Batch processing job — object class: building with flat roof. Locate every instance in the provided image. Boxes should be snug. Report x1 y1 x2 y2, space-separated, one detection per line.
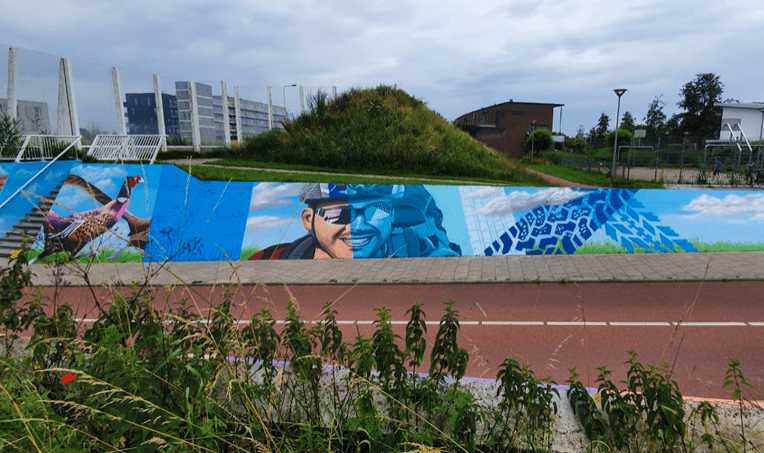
176 81 217 145
0 98 51 134
455 100 563 158
124 92 180 138
717 102 764 142
212 95 286 143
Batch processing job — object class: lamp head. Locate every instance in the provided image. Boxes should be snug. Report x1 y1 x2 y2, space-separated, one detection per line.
614 88 627 97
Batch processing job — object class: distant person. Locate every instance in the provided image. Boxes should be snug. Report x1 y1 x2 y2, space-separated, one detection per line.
713 157 722 182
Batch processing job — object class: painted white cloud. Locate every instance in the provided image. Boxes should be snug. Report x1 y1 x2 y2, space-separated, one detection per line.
462 187 501 200
246 215 296 233
249 182 302 211
477 188 584 217
681 194 764 220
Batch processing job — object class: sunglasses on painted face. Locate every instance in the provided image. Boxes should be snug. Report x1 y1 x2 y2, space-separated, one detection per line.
315 203 393 225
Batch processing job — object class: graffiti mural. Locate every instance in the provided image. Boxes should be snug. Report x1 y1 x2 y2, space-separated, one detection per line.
243 183 465 260
0 163 760 263
30 164 161 263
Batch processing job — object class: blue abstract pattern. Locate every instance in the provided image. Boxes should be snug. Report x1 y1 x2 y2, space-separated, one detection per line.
483 189 698 256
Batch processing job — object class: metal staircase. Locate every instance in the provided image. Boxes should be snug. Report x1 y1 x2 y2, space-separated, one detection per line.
0 186 61 258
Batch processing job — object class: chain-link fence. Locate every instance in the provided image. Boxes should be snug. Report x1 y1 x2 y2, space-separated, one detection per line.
562 138 764 184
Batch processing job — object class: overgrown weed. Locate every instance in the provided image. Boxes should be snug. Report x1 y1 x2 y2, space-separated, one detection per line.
0 249 762 452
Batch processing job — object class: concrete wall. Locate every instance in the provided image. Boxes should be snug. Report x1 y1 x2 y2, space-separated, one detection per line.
0 163 762 263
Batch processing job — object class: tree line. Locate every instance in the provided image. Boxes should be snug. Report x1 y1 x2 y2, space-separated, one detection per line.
581 73 735 148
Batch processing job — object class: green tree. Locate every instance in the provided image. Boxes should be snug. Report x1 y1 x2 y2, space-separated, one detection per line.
0 115 23 158
676 73 724 137
565 136 587 153
576 125 586 139
605 128 634 148
644 96 667 141
525 128 554 152
591 113 610 146
620 111 636 132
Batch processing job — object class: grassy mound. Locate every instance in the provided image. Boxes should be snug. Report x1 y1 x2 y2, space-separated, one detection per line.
240 85 547 185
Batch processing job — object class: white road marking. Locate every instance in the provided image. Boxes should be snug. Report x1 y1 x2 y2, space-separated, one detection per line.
72 318 763 327
482 321 544 326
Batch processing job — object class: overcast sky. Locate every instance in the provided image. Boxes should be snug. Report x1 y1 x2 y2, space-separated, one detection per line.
1 0 763 136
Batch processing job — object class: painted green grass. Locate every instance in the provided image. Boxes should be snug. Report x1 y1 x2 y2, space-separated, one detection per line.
572 239 764 255
239 246 260 261
27 248 144 264
689 239 764 252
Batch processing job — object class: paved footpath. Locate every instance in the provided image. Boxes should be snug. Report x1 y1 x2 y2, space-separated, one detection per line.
21 251 764 287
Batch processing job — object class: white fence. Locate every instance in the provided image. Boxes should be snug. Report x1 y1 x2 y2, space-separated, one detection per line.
8 135 82 162
87 134 165 163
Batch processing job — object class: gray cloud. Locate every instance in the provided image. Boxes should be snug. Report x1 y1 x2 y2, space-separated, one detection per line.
1 0 762 136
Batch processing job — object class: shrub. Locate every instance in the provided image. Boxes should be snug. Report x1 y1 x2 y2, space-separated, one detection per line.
525 128 554 152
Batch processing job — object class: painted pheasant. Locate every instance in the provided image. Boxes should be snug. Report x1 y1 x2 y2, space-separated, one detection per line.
34 175 145 262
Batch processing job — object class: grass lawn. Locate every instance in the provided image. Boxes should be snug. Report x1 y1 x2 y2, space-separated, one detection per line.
177 161 548 186
527 164 665 189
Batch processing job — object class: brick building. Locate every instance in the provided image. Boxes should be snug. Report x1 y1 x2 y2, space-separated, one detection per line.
455 100 563 158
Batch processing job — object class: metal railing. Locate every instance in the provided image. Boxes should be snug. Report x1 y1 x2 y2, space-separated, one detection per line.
87 134 166 164
3 135 82 162
0 137 82 212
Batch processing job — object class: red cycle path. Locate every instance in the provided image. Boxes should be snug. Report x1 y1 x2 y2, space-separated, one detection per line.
31 280 764 400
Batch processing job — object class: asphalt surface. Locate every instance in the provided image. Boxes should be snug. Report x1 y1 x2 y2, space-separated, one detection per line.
15 251 764 400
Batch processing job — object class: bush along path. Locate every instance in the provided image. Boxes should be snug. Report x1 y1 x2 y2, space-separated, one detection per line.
0 251 762 452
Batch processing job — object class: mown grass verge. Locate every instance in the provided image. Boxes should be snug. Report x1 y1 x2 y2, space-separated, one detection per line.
178 162 523 186
526 164 666 189
195 158 536 186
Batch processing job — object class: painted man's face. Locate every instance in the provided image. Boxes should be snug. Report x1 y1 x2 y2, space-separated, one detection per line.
302 199 394 259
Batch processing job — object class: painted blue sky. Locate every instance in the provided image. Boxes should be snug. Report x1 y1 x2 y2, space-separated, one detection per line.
242 182 307 250
635 189 764 244
41 163 162 253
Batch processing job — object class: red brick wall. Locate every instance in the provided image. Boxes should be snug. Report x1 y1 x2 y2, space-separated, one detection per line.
457 102 559 158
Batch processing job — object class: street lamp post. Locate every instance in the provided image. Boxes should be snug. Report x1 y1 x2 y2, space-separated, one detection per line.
283 84 297 121
611 89 627 180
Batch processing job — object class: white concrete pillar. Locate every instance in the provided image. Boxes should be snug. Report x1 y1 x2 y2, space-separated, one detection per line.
299 86 305 114
111 67 126 135
267 86 273 131
6 47 17 120
221 81 231 147
189 82 201 152
332 86 337 100
234 86 242 142
153 74 167 151
57 58 80 147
